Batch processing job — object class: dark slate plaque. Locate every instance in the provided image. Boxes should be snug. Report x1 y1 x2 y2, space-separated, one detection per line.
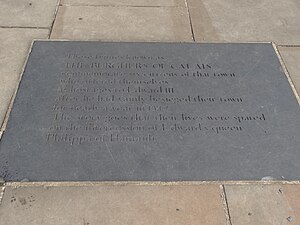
0 41 299 181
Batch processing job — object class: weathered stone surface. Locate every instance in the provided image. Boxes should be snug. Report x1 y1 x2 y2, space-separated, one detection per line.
281 185 300 222
0 42 300 181
0 0 58 27
50 6 192 41
0 184 227 225
225 184 300 225
61 0 185 6
188 0 300 45
0 28 49 131
278 46 300 96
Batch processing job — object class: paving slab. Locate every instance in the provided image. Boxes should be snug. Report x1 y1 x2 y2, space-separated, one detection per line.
188 0 300 44
0 184 227 225
61 0 185 6
0 0 58 28
225 184 300 225
278 46 300 96
1 41 300 181
0 28 49 131
50 6 192 41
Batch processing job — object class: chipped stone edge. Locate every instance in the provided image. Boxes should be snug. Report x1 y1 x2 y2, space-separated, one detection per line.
4 180 300 188
0 41 35 136
272 42 300 105
0 185 5 207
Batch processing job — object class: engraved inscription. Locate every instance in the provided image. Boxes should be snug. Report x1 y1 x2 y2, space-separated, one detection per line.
46 53 267 145
2 42 300 182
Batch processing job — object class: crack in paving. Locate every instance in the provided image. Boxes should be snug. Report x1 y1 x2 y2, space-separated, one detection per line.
184 0 195 42
49 0 61 38
220 184 233 225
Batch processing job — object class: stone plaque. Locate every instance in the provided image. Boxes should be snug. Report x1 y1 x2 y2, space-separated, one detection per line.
0 41 299 181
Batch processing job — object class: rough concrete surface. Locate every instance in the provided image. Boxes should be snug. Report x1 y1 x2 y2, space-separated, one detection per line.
0 28 49 132
278 46 300 96
225 184 300 225
0 0 59 27
50 6 193 41
0 184 227 225
188 0 300 45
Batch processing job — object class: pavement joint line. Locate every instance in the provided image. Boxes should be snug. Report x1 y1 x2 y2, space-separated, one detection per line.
49 0 61 38
31 39 275 44
220 185 232 225
272 42 300 105
277 44 300 47
4 181 300 188
44 38 194 43
184 0 195 42
0 40 35 134
0 26 49 29
58 4 186 8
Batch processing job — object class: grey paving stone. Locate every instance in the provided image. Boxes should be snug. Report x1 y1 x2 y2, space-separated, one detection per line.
0 28 49 132
61 0 185 6
188 0 300 45
278 46 300 96
0 0 59 27
0 184 227 225
50 6 193 41
0 41 299 181
225 184 300 225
